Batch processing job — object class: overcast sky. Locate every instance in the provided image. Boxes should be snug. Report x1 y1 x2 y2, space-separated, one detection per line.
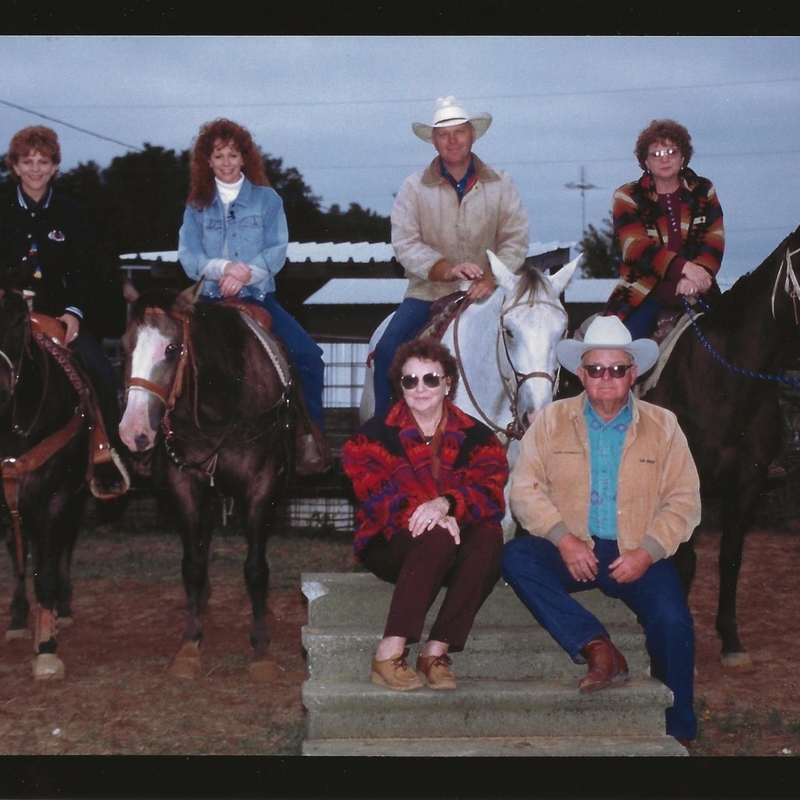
1 34 798 285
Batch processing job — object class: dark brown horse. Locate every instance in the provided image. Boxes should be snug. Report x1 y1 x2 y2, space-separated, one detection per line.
119 281 296 680
644 224 800 670
0 286 92 680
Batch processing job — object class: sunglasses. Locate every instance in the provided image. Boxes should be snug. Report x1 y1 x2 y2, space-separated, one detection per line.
582 364 634 379
400 372 444 390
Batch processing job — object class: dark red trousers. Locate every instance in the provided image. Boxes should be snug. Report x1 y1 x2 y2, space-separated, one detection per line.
359 523 503 652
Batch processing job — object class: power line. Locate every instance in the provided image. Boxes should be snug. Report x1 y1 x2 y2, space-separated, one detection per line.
20 76 800 110
0 98 144 153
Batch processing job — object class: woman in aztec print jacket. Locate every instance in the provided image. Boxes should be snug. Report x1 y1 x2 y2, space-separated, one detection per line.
603 119 724 340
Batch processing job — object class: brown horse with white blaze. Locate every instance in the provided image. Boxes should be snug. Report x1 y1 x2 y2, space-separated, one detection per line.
119 281 295 680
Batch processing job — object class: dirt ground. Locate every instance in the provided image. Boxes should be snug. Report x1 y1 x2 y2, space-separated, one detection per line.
0 501 799 766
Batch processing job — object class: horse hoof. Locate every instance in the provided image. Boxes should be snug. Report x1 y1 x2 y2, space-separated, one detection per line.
5 627 31 642
721 651 756 673
32 653 65 681
249 659 280 682
169 641 201 679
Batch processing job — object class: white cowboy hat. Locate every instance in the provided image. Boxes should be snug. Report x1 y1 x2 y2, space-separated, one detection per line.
412 95 493 143
556 315 659 376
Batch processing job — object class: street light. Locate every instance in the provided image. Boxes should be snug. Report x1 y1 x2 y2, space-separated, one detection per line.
565 166 598 236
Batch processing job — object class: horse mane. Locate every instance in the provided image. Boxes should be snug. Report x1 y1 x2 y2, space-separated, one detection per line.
704 224 800 328
510 263 549 305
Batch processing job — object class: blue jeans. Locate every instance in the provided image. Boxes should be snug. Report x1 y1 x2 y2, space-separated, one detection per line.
217 294 325 429
373 298 433 418
621 294 664 340
502 535 697 740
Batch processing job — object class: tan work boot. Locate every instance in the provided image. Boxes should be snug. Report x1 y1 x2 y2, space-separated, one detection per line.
370 647 424 691
416 653 457 690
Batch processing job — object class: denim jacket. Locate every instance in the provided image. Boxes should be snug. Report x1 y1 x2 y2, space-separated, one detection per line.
178 176 288 301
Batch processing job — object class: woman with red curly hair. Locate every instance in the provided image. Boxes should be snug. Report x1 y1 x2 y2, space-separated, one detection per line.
178 119 329 471
603 119 724 340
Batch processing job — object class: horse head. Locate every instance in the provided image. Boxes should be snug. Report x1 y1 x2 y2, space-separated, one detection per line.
488 250 580 432
119 280 204 452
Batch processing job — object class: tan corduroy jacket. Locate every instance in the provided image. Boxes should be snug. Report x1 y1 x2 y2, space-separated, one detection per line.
390 155 529 301
509 392 701 563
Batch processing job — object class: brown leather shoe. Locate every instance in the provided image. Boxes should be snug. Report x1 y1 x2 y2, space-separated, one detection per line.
578 636 629 694
371 648 424 691
416 653 457 690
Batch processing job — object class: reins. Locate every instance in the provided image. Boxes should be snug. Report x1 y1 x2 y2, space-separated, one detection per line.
681 243 800 391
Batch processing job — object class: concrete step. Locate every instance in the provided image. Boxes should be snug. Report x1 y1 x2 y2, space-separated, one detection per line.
302 624 650 682
302 677 672 740
302 734 688 757
302 572 638 628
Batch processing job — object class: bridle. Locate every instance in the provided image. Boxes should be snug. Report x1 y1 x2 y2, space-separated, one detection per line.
452 293 568 442
125 307 195 416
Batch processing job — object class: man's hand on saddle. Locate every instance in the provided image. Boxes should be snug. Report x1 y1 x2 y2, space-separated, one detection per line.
557 533 598 583
220 261 252 297
408 496 461 544
57 313 80 345
678 262 712 295
445 261 495 300
608 548 653 584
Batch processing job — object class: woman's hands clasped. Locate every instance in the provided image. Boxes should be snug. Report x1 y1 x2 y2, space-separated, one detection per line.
409 496 460 544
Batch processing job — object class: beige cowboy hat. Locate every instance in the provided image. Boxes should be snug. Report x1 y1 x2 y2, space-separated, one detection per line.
556 315 659 376
412 95 493 142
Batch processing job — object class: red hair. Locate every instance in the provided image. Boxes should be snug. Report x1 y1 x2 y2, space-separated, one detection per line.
6 126 61 176
186 119 270 209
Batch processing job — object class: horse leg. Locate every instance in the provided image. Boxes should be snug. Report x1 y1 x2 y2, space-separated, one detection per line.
169 474 214 679
55 494 84 627
673 538 698 599
243 470 280 682
716 490 757 673
29 526 66 681
4 526 31 640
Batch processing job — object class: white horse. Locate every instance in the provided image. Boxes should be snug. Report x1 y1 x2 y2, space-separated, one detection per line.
360 249 580 537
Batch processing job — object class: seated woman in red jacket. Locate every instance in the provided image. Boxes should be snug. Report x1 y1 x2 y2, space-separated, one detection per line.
342 337 509 691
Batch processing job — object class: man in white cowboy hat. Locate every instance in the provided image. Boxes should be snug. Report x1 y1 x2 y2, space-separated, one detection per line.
371 95 529 417
501 315 701 748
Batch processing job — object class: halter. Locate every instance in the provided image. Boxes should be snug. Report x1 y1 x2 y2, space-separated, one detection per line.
771 243 800 324
453 292 568 442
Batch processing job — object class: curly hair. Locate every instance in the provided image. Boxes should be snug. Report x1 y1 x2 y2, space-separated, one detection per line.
6 126 61 175
186 118 270 209
634 119 693 171
388 337 459 399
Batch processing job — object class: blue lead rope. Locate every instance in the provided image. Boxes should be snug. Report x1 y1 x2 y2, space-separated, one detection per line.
681 296 800 391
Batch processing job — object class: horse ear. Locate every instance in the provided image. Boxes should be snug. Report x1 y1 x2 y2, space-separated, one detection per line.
122 277 140 305
548 254 581 296
174 278 206 313
487 250 517 292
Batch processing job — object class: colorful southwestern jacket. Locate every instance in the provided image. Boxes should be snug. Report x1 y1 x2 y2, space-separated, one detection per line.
342 399 509 562
603 167 724 321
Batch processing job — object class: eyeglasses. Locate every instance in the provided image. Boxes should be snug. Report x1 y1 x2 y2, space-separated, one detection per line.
400 372 444 390
582 364 634 379
648 147 680 159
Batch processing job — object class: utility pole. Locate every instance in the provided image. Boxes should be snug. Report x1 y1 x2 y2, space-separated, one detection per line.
565 166 598 236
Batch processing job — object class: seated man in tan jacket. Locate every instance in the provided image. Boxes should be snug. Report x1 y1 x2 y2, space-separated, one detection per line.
502 315 701 748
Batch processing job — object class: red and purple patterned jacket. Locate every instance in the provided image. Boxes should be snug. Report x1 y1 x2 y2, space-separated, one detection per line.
603 167 724 321
342 399 509 562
